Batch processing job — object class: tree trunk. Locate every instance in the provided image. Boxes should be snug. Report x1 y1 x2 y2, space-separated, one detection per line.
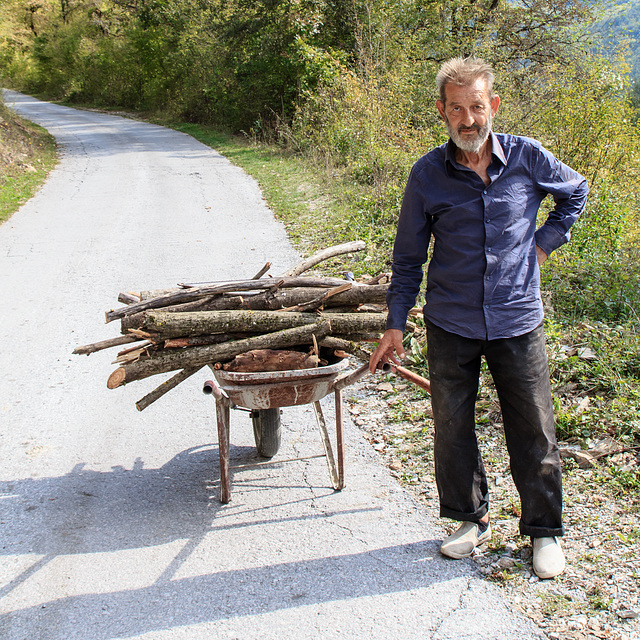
123 309 386 340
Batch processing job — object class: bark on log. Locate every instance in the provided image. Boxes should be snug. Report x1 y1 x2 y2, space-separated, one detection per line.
135 366 203 411
163 333 243 349
153 283 388 315
282 282 352 312
73 334 142 355
107 320 331 388
106 276 350 323
279 240 366 277
123 309 386 339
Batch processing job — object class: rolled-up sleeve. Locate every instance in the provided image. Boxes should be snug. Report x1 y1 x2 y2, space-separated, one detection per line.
532 145 588 256
386 167 431 331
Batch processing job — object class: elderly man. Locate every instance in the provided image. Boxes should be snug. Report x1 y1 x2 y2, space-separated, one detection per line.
370 57 588 579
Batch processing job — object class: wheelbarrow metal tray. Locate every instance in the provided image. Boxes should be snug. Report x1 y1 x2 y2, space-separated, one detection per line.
213 358 349 410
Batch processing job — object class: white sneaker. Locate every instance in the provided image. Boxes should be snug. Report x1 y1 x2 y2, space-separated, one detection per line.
440 521 491 559
532 537 565 579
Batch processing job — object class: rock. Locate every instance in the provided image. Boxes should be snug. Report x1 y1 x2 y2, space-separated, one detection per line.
376 382 393 392
617 609 639 619
559 448 597 468
389 460 403 471
578 347 597 361
575 395 590 414
567 614 587 630
497 557 517 569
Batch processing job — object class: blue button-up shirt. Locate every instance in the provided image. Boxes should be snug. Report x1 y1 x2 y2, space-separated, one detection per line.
386 132 588 340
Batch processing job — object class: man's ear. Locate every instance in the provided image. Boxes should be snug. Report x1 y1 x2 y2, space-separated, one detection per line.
436 99 446 120
491 95 501 117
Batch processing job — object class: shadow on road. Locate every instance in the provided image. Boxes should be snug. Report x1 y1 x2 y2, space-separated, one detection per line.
0 444 450 639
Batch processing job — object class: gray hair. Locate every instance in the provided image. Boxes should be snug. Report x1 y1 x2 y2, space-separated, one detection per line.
436 57 495 103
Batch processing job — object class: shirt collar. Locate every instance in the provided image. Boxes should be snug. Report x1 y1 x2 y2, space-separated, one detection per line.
444 131 507 172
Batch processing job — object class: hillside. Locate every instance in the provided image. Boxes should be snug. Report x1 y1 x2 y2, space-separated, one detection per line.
595 0 640 77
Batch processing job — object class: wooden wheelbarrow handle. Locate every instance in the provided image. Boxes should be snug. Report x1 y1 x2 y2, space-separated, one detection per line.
382 363 431 394
333 361 431 394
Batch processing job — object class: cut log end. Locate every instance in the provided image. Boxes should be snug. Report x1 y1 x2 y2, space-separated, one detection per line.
107 368 127 389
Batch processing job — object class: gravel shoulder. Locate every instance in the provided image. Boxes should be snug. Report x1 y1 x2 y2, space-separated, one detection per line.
347 372 640 640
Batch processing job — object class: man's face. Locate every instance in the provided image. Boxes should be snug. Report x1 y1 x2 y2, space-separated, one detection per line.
436 78 500 153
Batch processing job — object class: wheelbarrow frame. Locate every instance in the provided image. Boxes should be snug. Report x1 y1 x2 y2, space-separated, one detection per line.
204 360 371 503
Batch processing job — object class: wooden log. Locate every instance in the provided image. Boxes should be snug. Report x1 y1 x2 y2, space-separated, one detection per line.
73 334 142 355
106 276 350 323
281 282 352 312
222 349 320 372
107 320 331 388
135 366 203 411
320 336 373 362
279 241 366 277
153 283 388 315
163 333 242 349
123 309 387 340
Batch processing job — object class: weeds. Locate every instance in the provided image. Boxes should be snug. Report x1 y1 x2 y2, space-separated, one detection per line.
0 97 57 223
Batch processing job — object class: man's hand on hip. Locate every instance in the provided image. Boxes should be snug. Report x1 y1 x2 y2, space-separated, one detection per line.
369 329 405 374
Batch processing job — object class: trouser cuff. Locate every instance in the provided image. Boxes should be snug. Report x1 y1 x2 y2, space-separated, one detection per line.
440 503 489 523
520 523 565 538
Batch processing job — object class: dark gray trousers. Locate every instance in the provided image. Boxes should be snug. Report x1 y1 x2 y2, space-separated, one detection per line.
426 320 564 538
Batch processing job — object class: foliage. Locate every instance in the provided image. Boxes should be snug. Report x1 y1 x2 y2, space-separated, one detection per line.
0 94 57 223
1 0 640 324
593 0 640 78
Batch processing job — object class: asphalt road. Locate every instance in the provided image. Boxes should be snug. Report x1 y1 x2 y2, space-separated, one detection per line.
0 90 543 640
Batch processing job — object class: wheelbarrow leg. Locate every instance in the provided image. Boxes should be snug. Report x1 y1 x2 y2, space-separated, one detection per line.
334 388 345 490
313 392 345 491
215 398 231 503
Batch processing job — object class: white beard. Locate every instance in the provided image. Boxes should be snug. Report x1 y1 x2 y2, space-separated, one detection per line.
446 112 492 153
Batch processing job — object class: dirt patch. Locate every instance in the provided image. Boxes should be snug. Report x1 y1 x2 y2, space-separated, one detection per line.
346 375 640 640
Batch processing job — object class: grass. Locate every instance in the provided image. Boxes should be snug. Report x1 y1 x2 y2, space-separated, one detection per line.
167 122 392 276
0 99 57 224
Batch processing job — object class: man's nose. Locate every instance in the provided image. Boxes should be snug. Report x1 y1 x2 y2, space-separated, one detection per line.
460 109 475 126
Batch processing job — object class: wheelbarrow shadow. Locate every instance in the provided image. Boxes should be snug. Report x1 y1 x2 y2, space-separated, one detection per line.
0 443 286 561
0 441 382 598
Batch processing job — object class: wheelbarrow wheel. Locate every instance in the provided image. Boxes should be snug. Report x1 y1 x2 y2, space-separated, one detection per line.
251 408 281 458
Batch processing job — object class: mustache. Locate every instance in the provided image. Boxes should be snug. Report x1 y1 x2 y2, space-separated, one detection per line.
458 124 482 133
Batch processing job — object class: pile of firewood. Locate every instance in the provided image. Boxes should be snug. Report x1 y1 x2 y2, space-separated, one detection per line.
74 241 389 410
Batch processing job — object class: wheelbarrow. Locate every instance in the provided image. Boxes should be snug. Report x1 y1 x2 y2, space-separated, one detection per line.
203 356 430 503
